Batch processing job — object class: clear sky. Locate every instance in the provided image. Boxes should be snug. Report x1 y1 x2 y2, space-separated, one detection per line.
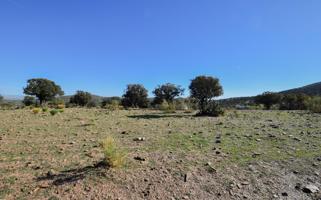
1 0 321 98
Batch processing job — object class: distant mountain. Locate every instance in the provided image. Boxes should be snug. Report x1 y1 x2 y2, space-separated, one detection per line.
3 95 23 100
280 82 321 96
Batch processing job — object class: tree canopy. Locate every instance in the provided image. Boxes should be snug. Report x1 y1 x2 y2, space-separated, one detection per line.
189 76 223 114
23 78 64 104
70 91 92 106
153 83 184 105
121 84 149 108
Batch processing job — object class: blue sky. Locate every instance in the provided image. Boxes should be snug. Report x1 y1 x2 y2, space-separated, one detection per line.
1 0 321 98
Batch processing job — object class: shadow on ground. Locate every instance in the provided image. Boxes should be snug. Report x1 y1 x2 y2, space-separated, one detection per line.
127 114 192 119
36 161 109 186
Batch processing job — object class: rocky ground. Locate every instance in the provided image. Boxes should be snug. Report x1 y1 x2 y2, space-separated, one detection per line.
0 109 321 200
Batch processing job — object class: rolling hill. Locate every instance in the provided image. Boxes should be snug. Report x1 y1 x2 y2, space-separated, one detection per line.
280 82 321 96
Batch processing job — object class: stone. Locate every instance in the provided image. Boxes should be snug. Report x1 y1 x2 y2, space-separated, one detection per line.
134 137 145 142
47 169 57 177
281 192 288 197
134 156 146 161
302 184 319 194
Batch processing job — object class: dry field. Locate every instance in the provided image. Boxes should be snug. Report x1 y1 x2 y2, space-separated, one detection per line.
1 109 321 200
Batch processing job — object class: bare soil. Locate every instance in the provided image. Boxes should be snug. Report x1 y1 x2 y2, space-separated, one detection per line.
1 109 321 200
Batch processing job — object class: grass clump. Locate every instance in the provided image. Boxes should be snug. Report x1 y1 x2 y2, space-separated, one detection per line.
158 100 176 113
100 136 126 168
50 109 59 116
308 97 321 113
42 107 48 112
32 107 41 114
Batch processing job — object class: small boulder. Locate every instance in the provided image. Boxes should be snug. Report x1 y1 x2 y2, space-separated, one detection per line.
302 184 319 194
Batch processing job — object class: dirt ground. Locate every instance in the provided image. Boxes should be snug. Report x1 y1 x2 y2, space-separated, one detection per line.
1 109 321 200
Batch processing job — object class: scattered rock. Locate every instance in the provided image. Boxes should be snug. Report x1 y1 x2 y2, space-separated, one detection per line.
47 169 57 177
39 182 50 189
302 184 319 194
241 181 250 186
252 152 262 158
134 137 145 142
134 156 146 161
281 192 288 197
184 173 190 182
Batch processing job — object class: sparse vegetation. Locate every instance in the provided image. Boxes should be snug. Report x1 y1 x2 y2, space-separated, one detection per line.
32 107 41 114
100 136 126 168
50 109 59 116
307 97 321 113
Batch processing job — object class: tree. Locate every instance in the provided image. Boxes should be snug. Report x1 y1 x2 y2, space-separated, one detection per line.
23 78 64 104
0 94 3 102
279 93 310 110
69 91 92 106
152 83 184 105
255 92 281 110
189 76 223 115
22 96 36 106
101 97 121 107
121 84 149 108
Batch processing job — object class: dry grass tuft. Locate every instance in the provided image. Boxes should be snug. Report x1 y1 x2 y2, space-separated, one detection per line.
100 136 126 168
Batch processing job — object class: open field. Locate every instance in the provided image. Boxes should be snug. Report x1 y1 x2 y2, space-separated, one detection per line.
1 109 321 200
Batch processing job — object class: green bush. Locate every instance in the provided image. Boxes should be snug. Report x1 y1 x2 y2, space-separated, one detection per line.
42 107 48 112
308 97 321 113
196 101 224 117
157 100 176 113
23 96 36 106
50 109 59 116
104 100 122 110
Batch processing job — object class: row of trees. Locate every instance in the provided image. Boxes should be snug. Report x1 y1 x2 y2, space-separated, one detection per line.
255 92 312 110
21 76 225 116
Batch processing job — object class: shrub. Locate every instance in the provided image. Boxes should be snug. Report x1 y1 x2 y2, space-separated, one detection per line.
196 101 224 117
255 92 281 110
174 99 189 111
308 97 321 113
157 100 176 113
50 109 59 116
101 97 121 108
23 96 36 106
42 107 48 112
32 108 41 114
86 100 98 108
279 93 310 110
104 100 122 110
48 98 65 108
100 137 126 168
